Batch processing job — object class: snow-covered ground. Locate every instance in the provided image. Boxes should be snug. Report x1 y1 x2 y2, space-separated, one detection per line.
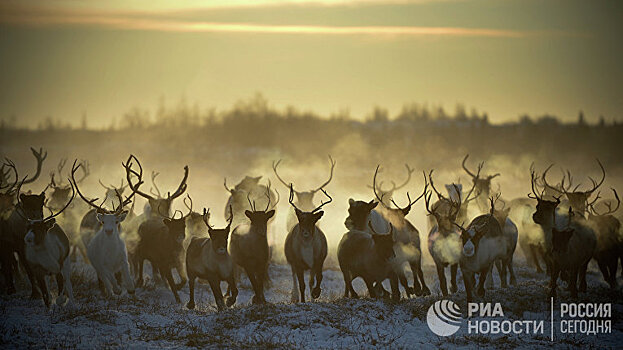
1 258 622 349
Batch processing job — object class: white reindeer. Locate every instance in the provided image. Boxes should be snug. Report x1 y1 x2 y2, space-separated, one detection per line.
71 160 142 296
21 175 75 308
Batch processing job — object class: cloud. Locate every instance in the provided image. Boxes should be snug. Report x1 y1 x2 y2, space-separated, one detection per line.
0 11 527 38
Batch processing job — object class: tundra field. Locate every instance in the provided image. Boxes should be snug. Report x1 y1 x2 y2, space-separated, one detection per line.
1 113 623 349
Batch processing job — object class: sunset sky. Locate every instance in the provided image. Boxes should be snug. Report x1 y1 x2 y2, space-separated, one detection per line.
0 0 621 127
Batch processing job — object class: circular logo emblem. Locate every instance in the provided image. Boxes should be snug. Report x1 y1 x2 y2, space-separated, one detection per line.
426 300 462 336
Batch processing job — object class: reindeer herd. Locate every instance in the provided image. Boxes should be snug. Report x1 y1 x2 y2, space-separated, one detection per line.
0 148 621 311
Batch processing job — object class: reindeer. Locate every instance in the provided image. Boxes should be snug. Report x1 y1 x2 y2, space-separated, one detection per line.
542 160 605 217
530 171 596 298
587 189 622 288
224 175 278 230
272 155 335 231
484 195 518 288
462 154 500 213
124 155 189 283
453 199 508 303
284 184 330 302
370 166 430 297
186 207 237 310
71 160 141 297
425 170 479 296
544 162 621 287
22 175 75 308
229 184 279 304
2 172 47 297
337 221 400 301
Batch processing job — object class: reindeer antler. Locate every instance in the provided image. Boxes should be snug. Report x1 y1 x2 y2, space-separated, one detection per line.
589 188 620 216
21 147 47 185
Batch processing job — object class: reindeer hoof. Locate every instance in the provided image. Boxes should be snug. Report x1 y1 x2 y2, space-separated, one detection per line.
135 279 143 288
311 287 321 299
128 289 135 295
450 285 458 294
419 286 431 296
391 293 401 302
291 294 299 303
252 295 265 304
56 295 67 306
510 278 517 286
186 301 195 309
225 296 236 307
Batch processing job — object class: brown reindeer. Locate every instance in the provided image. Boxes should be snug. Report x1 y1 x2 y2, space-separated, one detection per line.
229 184 279 304
273 155 335 231
186 207 237 310
125 155 191 303
284 184 330 302
337 220 400 301
370 166 430 297
462 154 500 213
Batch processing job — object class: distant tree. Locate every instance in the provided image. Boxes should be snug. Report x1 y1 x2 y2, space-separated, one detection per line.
598 115 605 127
577 110 587 126
81 112 88 130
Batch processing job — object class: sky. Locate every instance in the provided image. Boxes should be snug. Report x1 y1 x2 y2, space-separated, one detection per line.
0 0 622 127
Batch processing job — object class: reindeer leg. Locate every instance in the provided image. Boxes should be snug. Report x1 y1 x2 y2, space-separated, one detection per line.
486 263 495 289
36 273 50 308
450 264 458 294
208 277 225 311
162 266 180 303
463 271 473 303
311 264 323 300
225 275 238 307
549 266 559 298
607 255 618 288
569 268 578 299
390 272 400 302
290 267 299 303
135 258 144 288
186 275 196 309
436 263 448 296
578 260 589 293
409 262 422 296
121 260 135 295
508 256 517 286
1 250 16 294
296 269 306 303
497 260 507 288
18 249 40 299
530 245 543 273
416 263 430 296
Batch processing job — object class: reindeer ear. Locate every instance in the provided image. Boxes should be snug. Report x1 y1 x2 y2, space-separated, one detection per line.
117 211 128 222
96 213 105 223
294 208 303 220
244 210 253 219
20 194 27 202
163 218 172 226
313 211 324 221
369 201 379 209
266 210 275 219
348 198 355 206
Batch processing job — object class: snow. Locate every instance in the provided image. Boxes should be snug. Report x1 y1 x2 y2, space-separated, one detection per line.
1 258 622 348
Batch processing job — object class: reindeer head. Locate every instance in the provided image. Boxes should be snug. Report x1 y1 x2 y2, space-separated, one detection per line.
529 168 561 226
161 195 193 245
368 222 396 261
244 182 278 234
123 155 188 218
454 219 488 258
72 159 142 236
289 184 331 240
367 163 414 207
462 155 499 206
97 211 128 236
24 178 75 246
346 199 378 231
426 170 478 232
14 172 46 221
203 207 232 255
272 155 336 212
543 159 605 216
48 158 89 210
